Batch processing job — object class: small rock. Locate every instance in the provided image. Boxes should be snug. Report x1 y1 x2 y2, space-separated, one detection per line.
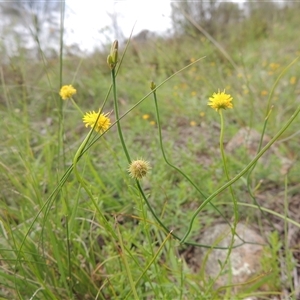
226 127 293 175
226 127 270 157
192 223 265 290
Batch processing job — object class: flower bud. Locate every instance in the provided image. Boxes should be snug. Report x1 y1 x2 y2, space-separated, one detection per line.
107 40 118 70
107 55 114 69
111 40 118 64
150 81 156 91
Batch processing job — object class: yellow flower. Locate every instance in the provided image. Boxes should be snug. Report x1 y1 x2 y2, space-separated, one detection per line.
190 121 197 127
142 114 150 120
261 90 268 96
59 85 76 100
208 90 233 112
290 76 296 85
181 83 187 89
269 63 280 71
128 159 151 180
82 111 111 133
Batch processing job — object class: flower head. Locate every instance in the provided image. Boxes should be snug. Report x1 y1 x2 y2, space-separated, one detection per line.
290 76 296 85
128 159 151 180
59 85 76 100
82 111 111 133
208 90 233 112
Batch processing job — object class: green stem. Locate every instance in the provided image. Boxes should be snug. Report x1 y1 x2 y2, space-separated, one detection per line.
205 111 238 295
219 110 238 223
116 225 139 300
181 103 300 243
70 97 84 115
228 202 300 229
58 1 66 170
246 107 277 234
65 215 72 290
111 68 131 163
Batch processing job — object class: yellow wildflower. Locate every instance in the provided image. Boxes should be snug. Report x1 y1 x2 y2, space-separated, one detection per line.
290 76 296 85
190 121 197 127
208 90 233 112
181 83 187 89
82 111 111 133
269 63 280 71
261 90 268 96
142 114 150 120
128 159 151 180
59 85 76 100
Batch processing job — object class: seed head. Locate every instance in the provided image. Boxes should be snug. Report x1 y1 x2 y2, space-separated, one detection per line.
128 159 151 180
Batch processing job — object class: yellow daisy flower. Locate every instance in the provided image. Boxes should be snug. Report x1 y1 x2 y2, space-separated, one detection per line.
82 111 111 133
59 85 76 100
208 90 233 112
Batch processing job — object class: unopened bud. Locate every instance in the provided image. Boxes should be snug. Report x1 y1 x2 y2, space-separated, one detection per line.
111 40 118 63
107 54 114 69
150 81 156 90
107 40 118 69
